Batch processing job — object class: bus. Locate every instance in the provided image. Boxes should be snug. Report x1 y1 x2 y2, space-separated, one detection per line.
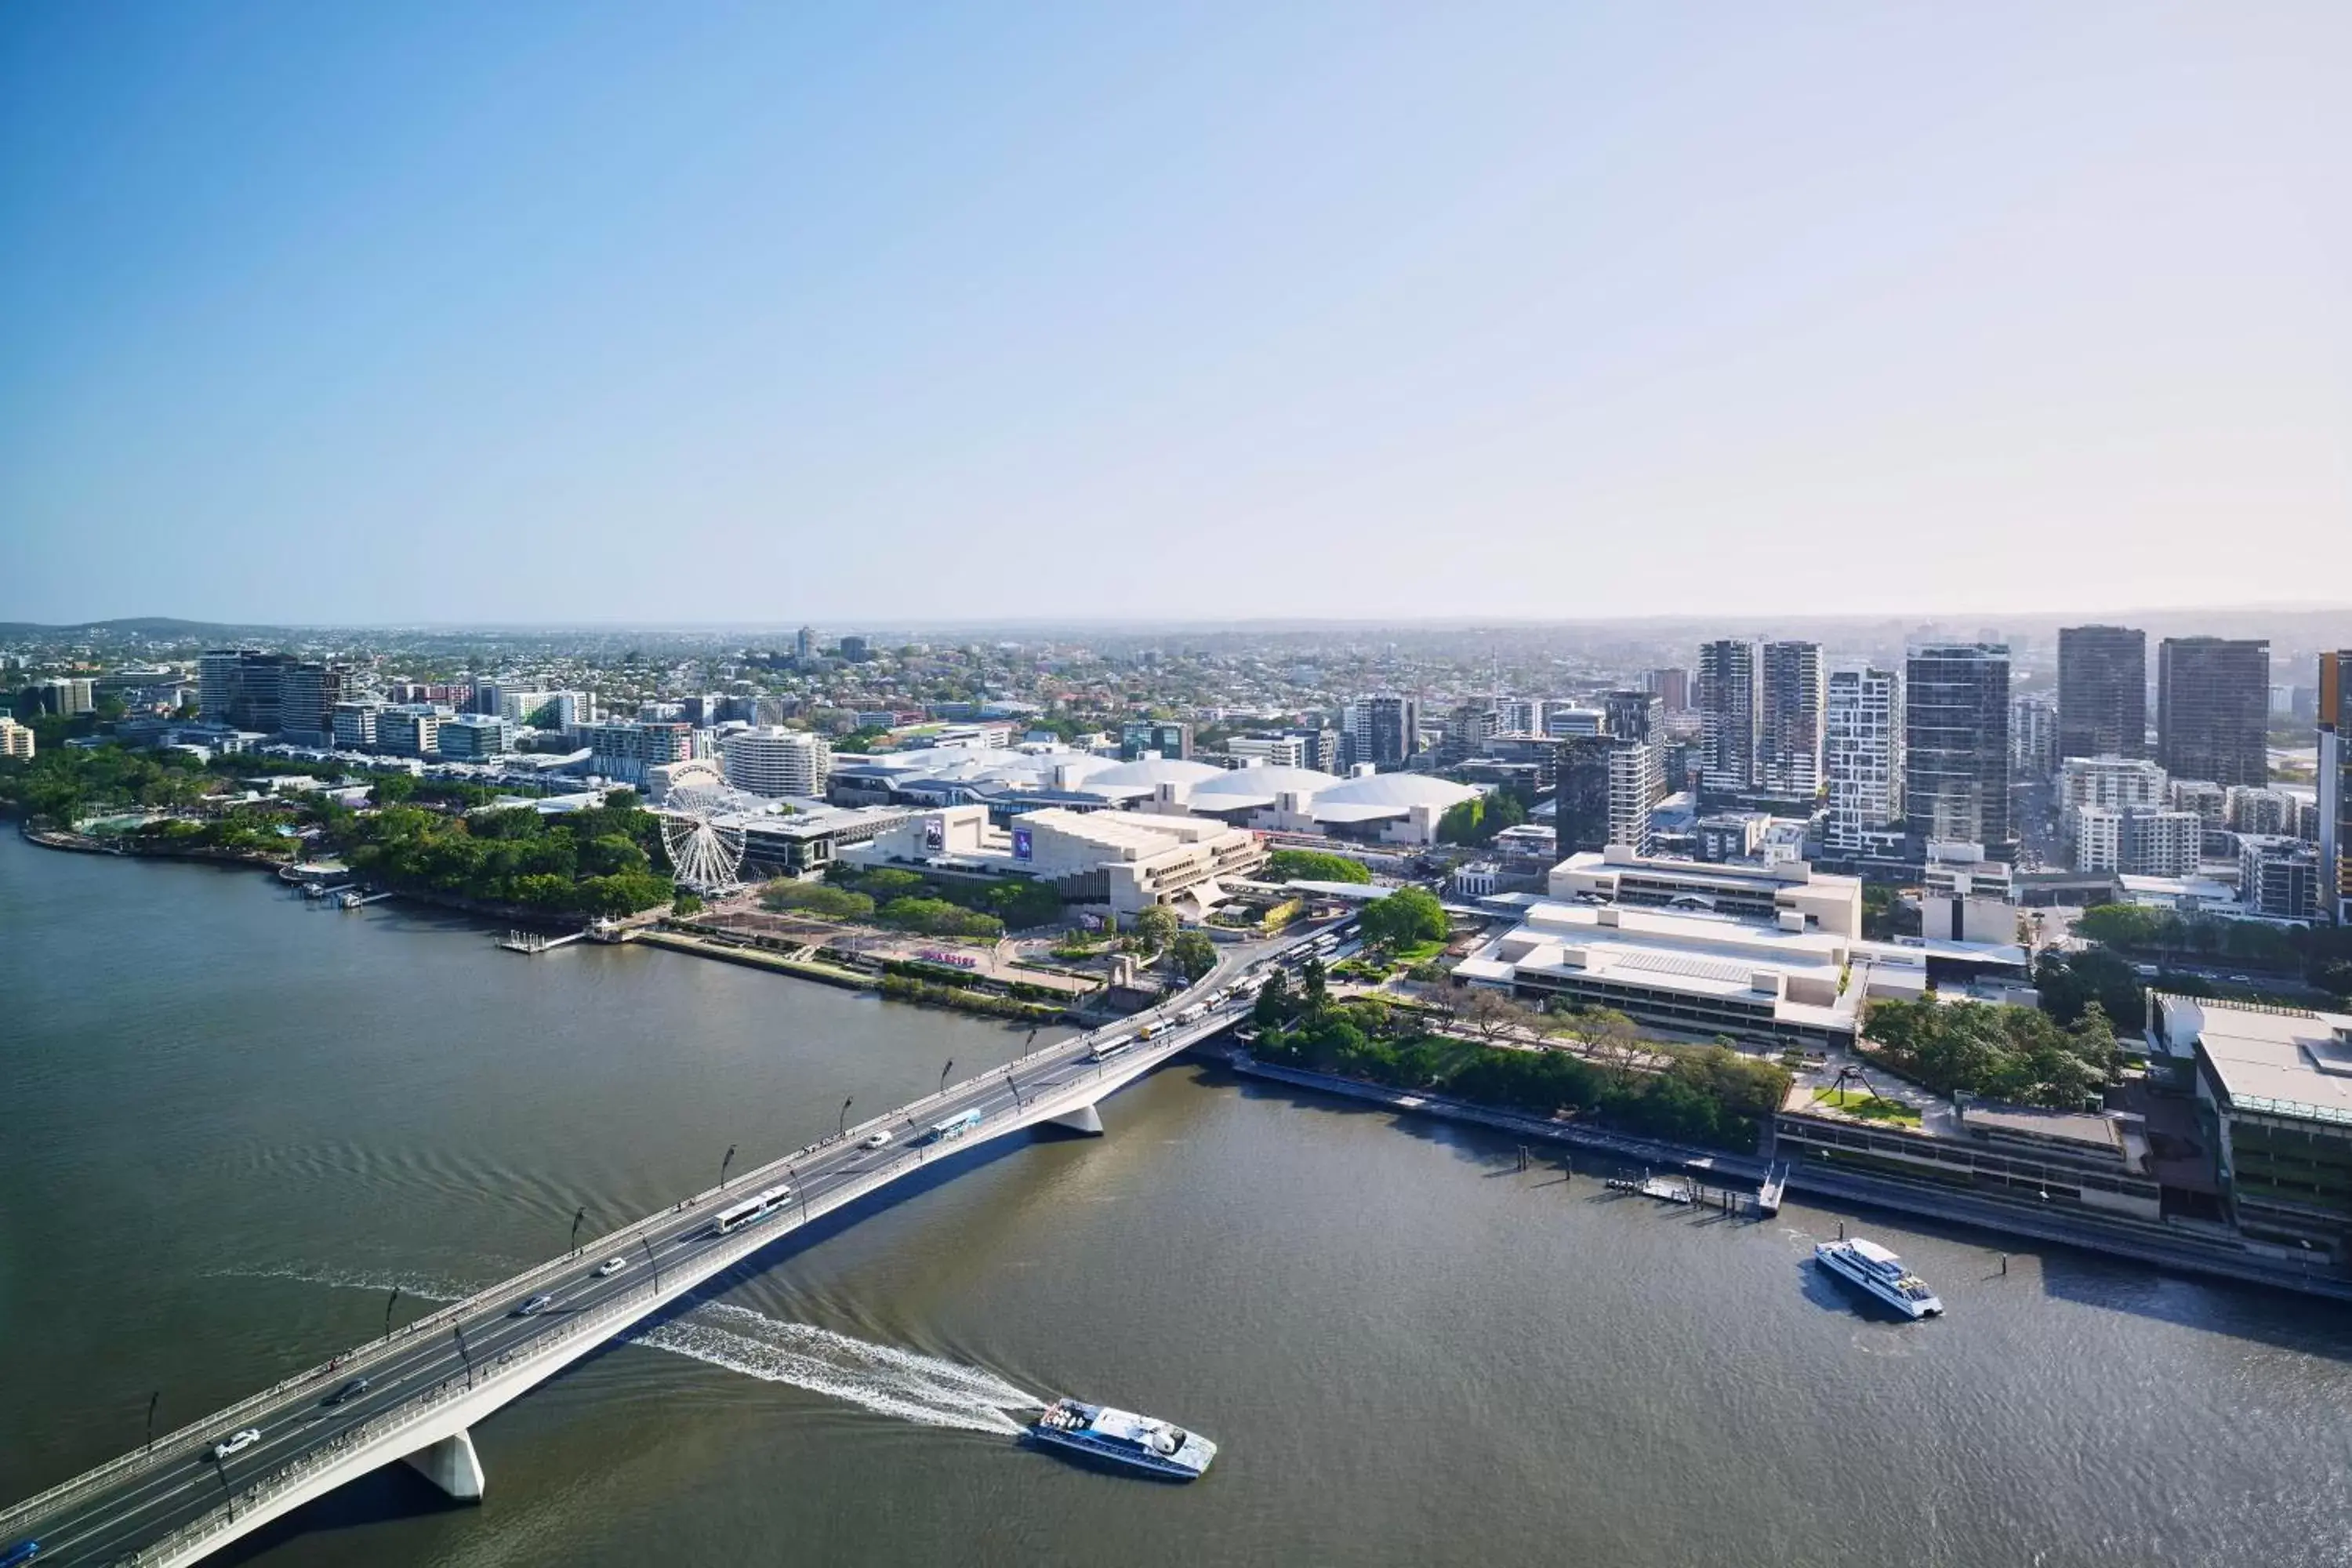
1138 1020 1167 1041
1175 1003 1208 1025
1088 1035 1136 1064
926 1108 985 1144
713 1184 792 1235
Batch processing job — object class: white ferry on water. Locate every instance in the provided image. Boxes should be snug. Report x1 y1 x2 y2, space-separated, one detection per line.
1814 1236 1944 1319
1030 1399 1218 1479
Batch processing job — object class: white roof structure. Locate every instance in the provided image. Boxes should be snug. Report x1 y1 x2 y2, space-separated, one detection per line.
1301 771 1482 823
833 745 1119 792
1185 764 1341 811
1080 756 1228 799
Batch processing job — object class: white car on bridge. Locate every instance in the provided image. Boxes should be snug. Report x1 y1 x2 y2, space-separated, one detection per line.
211 1428 260 1461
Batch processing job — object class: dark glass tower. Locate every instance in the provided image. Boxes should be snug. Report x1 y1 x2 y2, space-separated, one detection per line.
2057 625 2146 760
1904 643 2013 858
1553 736 1613 858
2156 637 2269 786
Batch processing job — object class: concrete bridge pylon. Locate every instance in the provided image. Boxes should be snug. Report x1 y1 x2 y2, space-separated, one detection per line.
401 1429 485 1501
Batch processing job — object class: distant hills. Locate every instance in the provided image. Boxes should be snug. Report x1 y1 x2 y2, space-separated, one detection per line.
0 618 295 641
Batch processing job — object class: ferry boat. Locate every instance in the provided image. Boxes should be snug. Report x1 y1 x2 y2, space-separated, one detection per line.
1029 1398 1218 1480
1814 1236 1944 1319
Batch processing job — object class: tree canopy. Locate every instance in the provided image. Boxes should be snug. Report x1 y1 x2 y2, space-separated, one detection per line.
1263 848 1370 885
1863 997 2119 1109
1251 991 1786 1152
1359 886 1447 951
1169 930 1218 982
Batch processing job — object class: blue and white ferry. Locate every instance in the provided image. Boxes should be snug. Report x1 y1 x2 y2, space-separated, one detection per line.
1814 1236 1944 1319
1030 1399 1218 1479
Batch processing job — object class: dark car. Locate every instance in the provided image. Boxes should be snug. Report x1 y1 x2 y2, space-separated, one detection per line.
323 1377 370 1407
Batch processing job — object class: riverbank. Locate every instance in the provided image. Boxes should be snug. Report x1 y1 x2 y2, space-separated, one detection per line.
632 927 1069 1022
1222 1047 2352 1304
22 823 288 869
1219 1050 1767 1178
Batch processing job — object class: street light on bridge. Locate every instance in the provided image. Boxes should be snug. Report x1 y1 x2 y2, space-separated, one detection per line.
939 1058 954 1095
452 1323 476 1391
720 1145 737 1190
837 1098 854 1138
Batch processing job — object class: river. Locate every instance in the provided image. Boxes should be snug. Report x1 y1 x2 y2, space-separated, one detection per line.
3 831 2348 1567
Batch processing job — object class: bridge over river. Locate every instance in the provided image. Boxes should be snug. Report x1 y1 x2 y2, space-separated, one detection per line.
1 928 1337 1566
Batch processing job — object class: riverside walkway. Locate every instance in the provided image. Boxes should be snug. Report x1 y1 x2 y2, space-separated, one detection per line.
0 935 1306 1567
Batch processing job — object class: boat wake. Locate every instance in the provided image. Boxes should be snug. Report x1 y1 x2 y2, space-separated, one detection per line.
631 1302 1042 1435
200 1263 481 1303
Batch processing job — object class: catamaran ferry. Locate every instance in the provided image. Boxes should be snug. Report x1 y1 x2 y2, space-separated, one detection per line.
1814 1236 1944 1319
1029 1399 1218 1479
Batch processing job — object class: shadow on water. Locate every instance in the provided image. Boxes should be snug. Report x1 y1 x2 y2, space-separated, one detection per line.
1795 1254 1918 1323
1786 1186 2352 1363
212 1462 470 1563
1018 1433 1199 1486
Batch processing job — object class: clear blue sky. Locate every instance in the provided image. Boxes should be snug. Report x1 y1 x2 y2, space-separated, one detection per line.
4 2 2347 626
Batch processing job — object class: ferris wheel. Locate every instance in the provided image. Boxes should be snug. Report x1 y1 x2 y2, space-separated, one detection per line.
655 784 749 895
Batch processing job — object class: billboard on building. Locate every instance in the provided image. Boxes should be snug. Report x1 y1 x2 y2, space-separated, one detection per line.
924 817 945 851
1013 826 1033 862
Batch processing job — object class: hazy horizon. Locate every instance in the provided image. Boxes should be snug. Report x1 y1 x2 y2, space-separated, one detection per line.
6 4 2348 625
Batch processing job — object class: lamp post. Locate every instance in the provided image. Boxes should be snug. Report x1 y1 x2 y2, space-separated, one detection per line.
643 1235 661 1290
214 1457 236 1521
939 1058 954 1096
720 1145 736 1190
837 1098 854 1138
1007 1065 1023 1109
145 1390 159 1454
384 1286 402 1341
452 1323 475 1391
570 1206 587 1255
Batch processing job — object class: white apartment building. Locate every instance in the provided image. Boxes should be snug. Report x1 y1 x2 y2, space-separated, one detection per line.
722 727 832 797
1606 741 1663 856
584 720 695 785
0 716 33 759
2059 753 2168 813
1824 667 1903 855
2010 693 2059 780
2127 809 2204 878
1228 735 1308 768
330 701 380 750
2073 806 2125 874
2072 804 2201 877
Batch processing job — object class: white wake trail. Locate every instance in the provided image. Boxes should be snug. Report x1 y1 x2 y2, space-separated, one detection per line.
201 1263 481 1302
630 1301 1043 1435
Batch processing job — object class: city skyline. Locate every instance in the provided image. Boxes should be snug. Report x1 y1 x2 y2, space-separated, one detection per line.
6 4 2350 626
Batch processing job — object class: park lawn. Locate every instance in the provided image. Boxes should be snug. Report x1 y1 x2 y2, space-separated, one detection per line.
1810 1087 1922 1126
